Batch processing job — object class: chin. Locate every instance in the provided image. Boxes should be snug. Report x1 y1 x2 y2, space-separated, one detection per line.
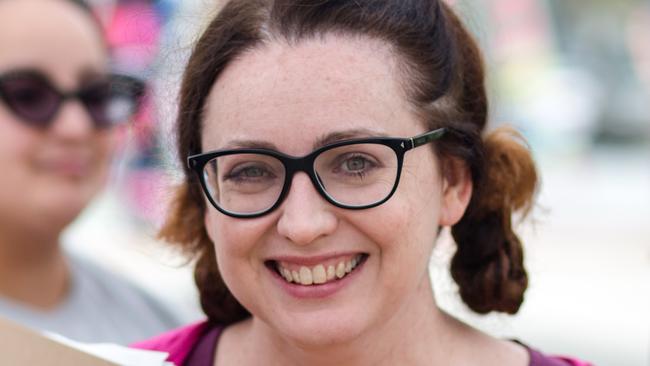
272 306 372 348
41 202 86 229
38 188 96 225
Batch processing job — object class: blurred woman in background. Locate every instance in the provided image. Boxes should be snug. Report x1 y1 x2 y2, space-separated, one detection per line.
0 0 179 344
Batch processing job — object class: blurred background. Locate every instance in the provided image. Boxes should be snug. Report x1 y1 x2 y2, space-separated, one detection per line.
61 1 649 365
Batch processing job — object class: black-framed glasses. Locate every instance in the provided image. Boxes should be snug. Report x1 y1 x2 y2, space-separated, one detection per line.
0 69 145 129
188 128 446 218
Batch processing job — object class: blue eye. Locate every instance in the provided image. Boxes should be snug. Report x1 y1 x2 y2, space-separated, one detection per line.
333 153 379 178
225 163 277 183
238 166 266 178
344 156 369 172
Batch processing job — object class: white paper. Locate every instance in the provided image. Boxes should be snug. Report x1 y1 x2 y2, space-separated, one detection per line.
44 332 174 366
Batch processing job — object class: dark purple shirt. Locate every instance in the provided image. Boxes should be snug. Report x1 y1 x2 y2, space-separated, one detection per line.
183 325 583 366
184 325 222 366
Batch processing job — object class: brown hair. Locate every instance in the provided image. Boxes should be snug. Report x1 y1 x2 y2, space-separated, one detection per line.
161 0 538 324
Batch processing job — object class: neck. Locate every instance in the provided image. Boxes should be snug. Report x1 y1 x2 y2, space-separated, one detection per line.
250 275 464 366
0 225 70 310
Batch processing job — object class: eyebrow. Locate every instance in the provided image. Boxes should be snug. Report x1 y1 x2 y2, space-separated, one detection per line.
222 139 279 150
314 128 388 148
221 127 389 152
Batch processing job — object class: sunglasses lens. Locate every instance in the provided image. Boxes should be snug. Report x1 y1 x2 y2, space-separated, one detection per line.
1 75 60 126
1 71 145 129
81 75 145 128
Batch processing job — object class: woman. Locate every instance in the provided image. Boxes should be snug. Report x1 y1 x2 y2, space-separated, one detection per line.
135 0 591 364
0 0 179 344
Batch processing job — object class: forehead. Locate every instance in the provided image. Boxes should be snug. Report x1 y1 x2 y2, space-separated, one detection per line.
202 35 422 154
0 0 106 85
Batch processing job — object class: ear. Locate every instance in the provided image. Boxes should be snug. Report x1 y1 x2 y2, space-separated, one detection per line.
439 157 473 227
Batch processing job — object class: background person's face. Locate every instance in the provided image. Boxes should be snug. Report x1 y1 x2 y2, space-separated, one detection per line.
0 0 116 233
202 35 452 346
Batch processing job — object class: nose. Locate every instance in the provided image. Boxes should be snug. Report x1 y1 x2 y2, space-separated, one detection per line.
49 98 95 140
276 172 338 246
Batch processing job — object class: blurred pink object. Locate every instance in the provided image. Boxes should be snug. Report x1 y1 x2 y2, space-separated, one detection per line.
124 168 171 227
105 2 161 69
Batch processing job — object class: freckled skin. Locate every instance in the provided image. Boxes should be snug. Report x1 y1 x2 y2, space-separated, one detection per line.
203 35 448 347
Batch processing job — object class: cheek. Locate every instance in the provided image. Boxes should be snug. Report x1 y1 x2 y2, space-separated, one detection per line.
0 113 39 159
204 209 230 263
0 133 28 205
204 208 271 275
204 210 239 291
349 207 422 280
204 208 276 311
93 130 118 160
84 130 119 183
0 120 42 199
357 161 442 277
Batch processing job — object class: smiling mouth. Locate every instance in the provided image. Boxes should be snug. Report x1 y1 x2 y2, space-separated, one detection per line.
38 159 92 178
266 254 369 286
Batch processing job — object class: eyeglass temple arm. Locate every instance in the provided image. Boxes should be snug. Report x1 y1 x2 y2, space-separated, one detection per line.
407 128 446 150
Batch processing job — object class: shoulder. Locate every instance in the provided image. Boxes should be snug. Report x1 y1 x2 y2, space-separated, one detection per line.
66 253 180 324
68 255 181 339
131 321 222 366
67 252 147 296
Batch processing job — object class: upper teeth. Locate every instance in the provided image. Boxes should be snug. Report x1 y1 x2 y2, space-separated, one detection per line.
277 255 363 286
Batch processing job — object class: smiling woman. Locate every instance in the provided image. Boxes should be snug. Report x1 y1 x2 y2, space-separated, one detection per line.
0 0 179 344
133 0 591 365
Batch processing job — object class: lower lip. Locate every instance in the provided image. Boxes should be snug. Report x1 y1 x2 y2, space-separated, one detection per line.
268 258 366 299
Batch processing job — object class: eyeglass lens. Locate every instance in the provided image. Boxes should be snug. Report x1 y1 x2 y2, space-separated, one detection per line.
202 143 399 215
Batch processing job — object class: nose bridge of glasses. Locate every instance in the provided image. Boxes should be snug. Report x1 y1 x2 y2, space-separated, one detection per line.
275 165 339 245
279 169 332 220
282 152 325 196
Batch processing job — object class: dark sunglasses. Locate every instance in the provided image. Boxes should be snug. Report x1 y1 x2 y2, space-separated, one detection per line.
0 69 145 129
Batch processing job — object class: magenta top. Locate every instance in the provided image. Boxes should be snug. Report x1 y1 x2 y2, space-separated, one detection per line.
131 321 593 366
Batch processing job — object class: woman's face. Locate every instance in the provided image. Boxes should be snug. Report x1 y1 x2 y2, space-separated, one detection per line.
202 36 462 345
0 0 115 231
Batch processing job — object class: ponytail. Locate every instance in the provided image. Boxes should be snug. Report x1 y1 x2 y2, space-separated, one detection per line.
450 127 538 314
